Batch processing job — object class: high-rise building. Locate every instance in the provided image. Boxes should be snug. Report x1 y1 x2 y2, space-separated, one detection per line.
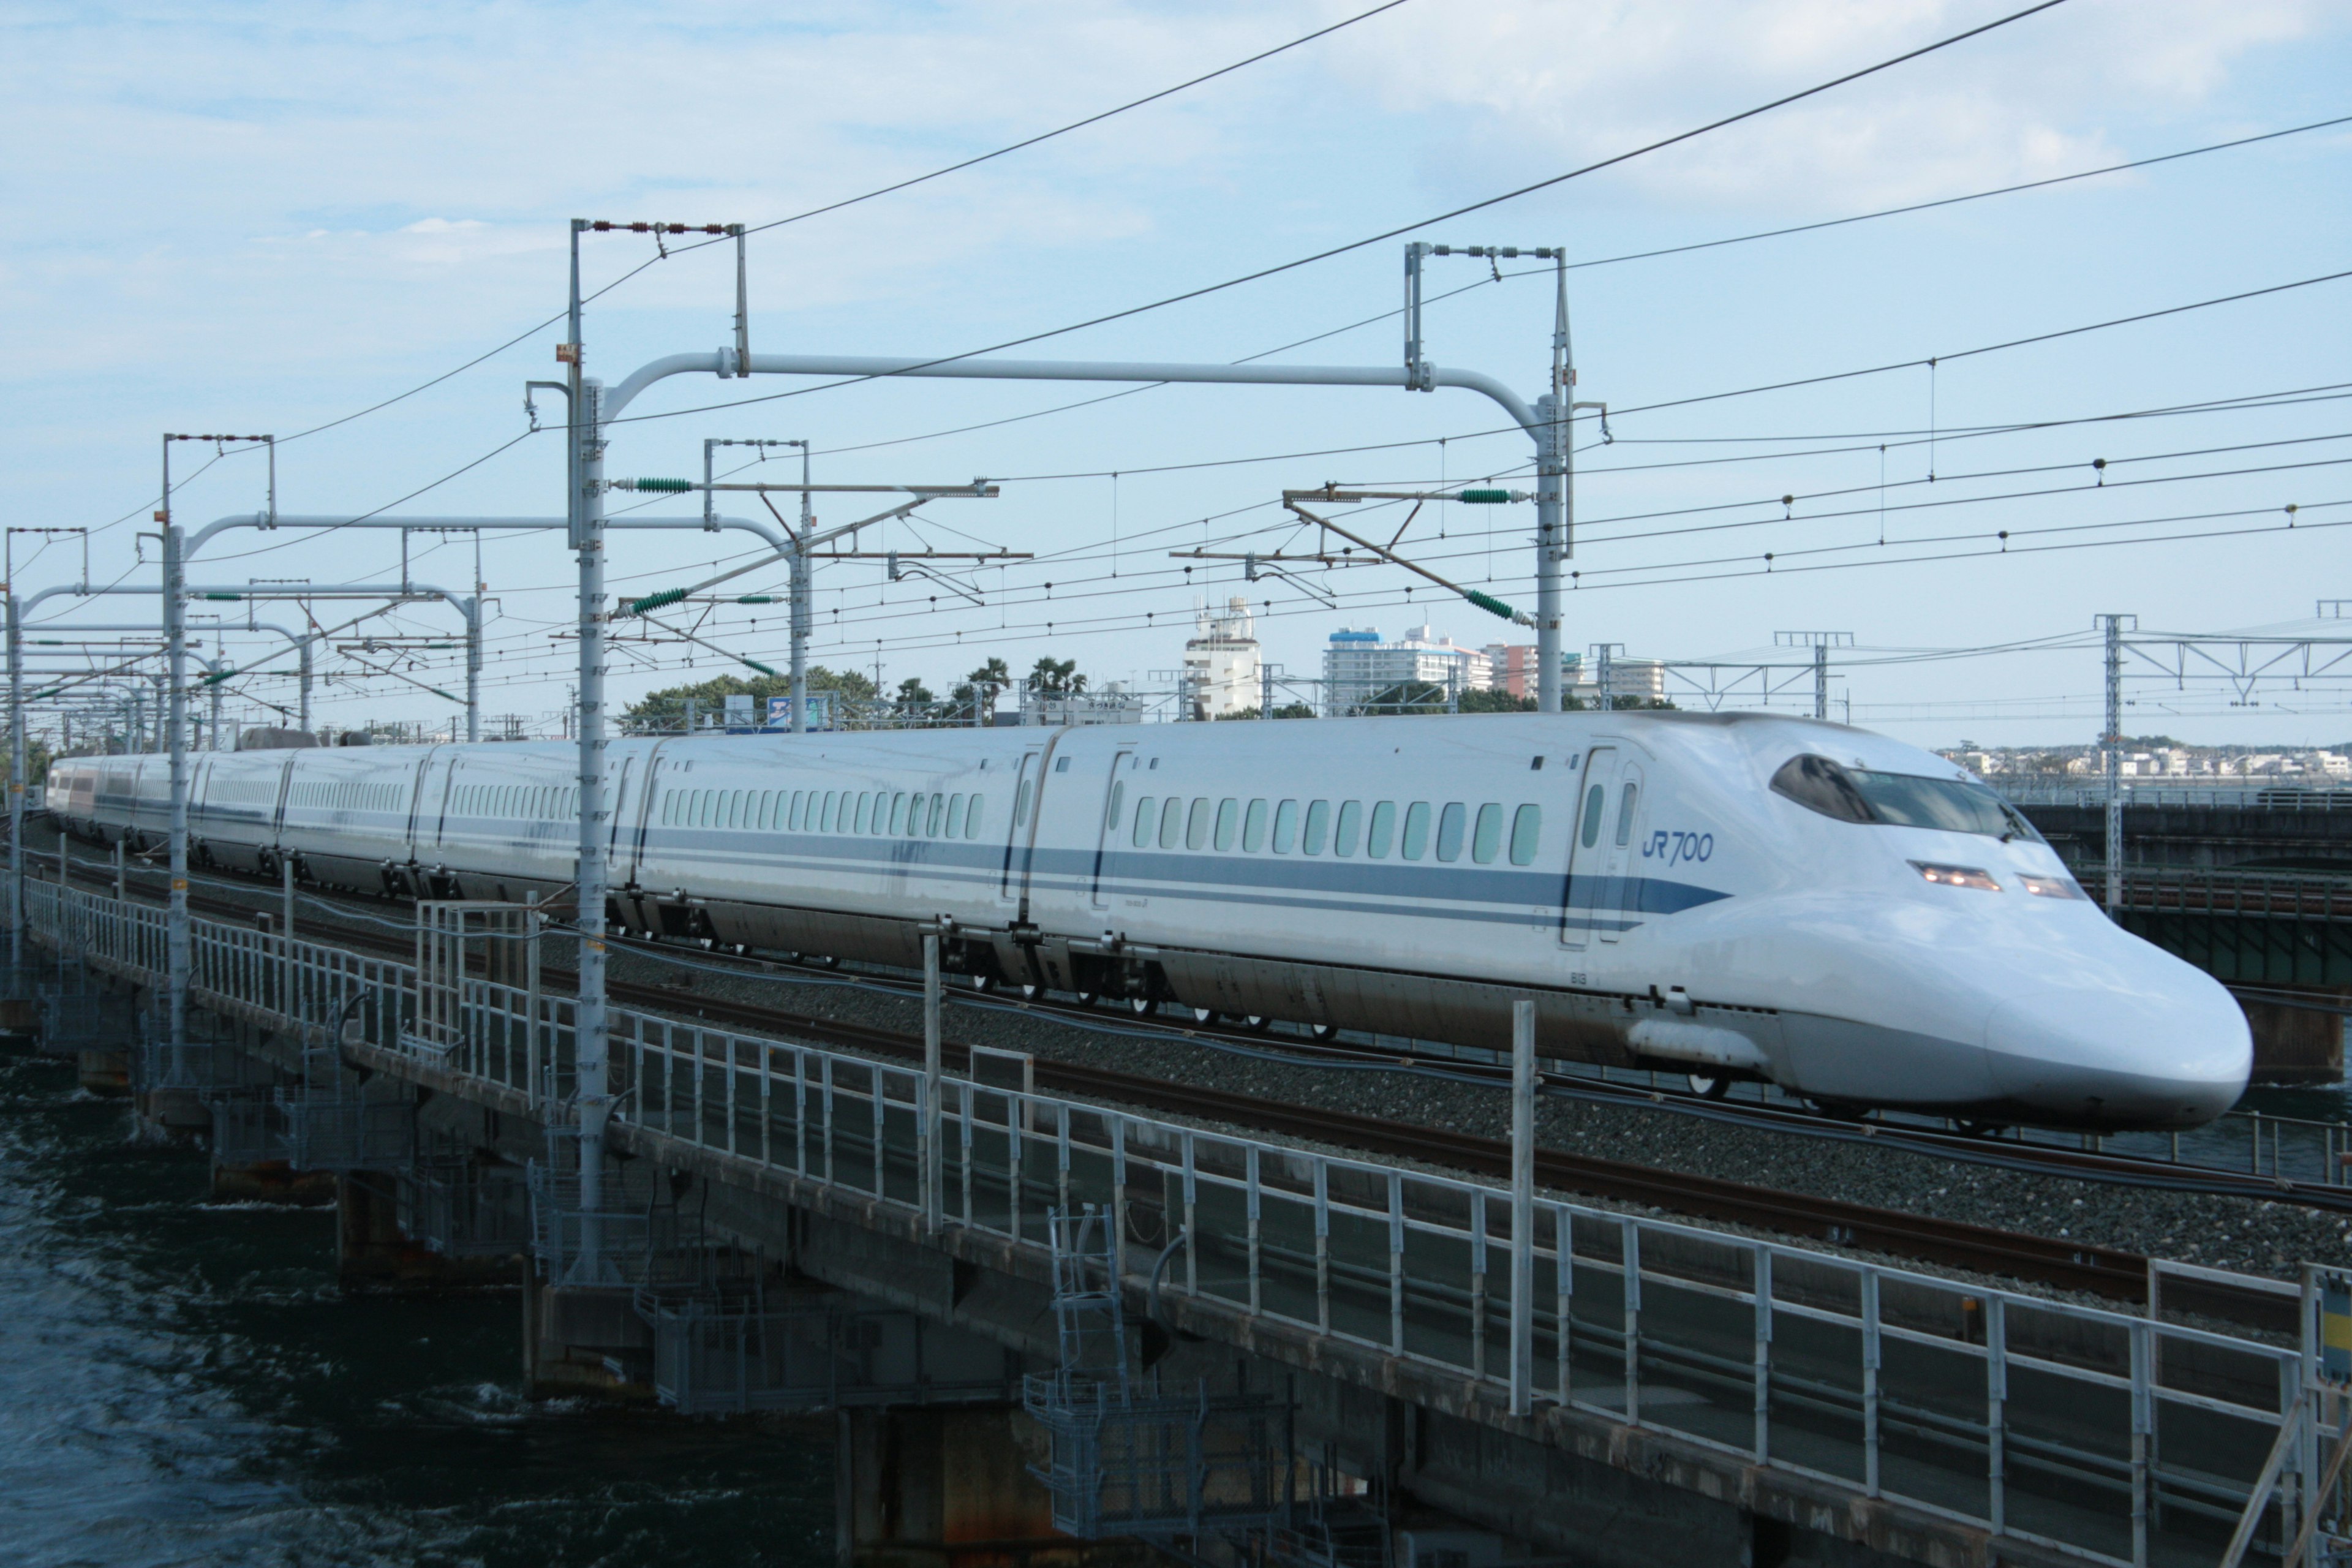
1322 625 1491 714
1182 597 1262 719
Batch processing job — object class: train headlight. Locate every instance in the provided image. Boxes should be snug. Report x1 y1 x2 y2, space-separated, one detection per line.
2018 874 2084 900
1912 861 2001 892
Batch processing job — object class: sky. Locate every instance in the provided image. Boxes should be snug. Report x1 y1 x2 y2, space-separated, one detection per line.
4 0 2350 749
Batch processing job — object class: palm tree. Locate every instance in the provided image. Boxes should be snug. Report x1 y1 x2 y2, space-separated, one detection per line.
967 658 1011 723
1028 656 1082 697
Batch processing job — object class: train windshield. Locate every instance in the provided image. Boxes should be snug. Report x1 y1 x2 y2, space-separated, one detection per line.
1771 755 2041 842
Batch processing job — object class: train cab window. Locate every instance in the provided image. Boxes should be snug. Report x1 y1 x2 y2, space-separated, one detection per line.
1014 779 1034 826
1366 802 1396 859
1271 800 1299 854
946 794 965 839
1579 785 1607 848
1509 805 1542 865
1185 798 1210 850
1213 799 1238 851
963 795 983 837
1055 756 1071 772
1436 803 1468 862
1401 802 1431 861
1159 797 1183 850
1768 755 1875 825
1131 796 1155 847
1302 801 1330 855
1333 801 1362 857
1471 804 1503 864
1613 784 1640 848
1243 799 1269 853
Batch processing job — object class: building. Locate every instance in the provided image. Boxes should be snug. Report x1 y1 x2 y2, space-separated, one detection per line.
1017 684 1146 726
1181 597 1262 719
1322 625 1491 715
1482 644 1582 701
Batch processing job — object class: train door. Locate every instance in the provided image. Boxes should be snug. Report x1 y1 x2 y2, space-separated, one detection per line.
1594 761 1646 945
1559 747 1618 951
627 745 672 884
1087 748 1134 910
605 754 636 862
998 747 1044 902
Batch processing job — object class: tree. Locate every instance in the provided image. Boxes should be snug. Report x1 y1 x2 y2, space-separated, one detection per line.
1458 688 1537 714
1214 704 1316 721
1028 656 1084 697
894 677 935 713
967 658 1011 722
620 666 878 731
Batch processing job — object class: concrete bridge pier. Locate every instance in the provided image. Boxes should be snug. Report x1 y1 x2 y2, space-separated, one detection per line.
522 1278 658 1400
839 1405 1150 1568
77 1048 130 1094
336 1170 516 1289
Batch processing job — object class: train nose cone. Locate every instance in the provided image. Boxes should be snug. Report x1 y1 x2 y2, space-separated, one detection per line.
1982 976 2250 1129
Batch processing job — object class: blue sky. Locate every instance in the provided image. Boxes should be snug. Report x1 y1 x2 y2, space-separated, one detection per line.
4 0 2349 745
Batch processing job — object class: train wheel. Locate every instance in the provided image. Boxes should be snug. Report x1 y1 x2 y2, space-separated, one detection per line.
1077 990 1104 1009
1686 1073 1732 1101
1310 1023 1342 1042
1239 1015 1272 1034
1128 995 1156 1017
1020 982 1048 1002
1191 1006 1219 1025
1956 1119 2009 1139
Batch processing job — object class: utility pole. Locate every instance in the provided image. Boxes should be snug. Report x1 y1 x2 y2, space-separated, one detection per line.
2098 613 2132 913
564 220 614 1282
1815 643 1830 722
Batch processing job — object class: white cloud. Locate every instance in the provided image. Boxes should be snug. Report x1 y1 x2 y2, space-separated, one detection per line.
1317 0 2340 209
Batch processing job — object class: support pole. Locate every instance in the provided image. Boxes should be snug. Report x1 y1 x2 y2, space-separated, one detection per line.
791 444 812 733
114 836 124 902
571 280 614 1285
7 590 23 969
1814 643 1829 722
1510 997 1536 1417
162 510 190 1069
1536 256 1572 715
463 597 481 743
207 657 223 752
1261 663 1273 720
298 635 312 733
281 852 295 1014
2101 613 2125 913
923 930 942 1234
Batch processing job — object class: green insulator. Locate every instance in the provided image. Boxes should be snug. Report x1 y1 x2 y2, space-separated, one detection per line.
625 587 690 616
204 591 243 601
742 659 780 677
1466 590 1516 620
1457 489 1512 505
627 477 695 492
734 595 778 605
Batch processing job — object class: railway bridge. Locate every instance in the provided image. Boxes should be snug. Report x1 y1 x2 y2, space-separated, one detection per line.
6 868 2340 1568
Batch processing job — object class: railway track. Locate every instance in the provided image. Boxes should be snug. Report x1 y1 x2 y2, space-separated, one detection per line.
66 856 2183 1302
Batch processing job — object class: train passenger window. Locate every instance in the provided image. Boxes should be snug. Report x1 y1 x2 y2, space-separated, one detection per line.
1613 783 1639 847
946 794 965 839
1401 802 1431 861
1272 800 1299 854
1131 797 1155 847
1243 799 1268 852
1334 801 1362 857
1579 786 1605 848
964 795 982 838
760 790 776 829
1471 804 1502 864
1436 804 1467 862
854 792 873 834
922 793 943 837
1014 779 1033 826
890 793 909 834
1185 798 1209 850
790 790 806 830
871 793 890 835
1213 798 1238 851
1302 801 1330 855
1106 781 1126 834
1055 756 1071 772
1366 802 1395 858
726 791 742 829
1159 797 1182 850
1509 805 1542 865
820 791 839 833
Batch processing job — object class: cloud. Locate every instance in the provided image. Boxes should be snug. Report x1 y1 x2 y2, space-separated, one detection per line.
1316 0 2339 210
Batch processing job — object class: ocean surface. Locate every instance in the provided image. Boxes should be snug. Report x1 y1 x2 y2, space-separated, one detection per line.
0 1043 834 1568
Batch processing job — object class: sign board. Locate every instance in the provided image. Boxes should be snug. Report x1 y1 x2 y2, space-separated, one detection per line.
766 693 834 731
723 693 753 725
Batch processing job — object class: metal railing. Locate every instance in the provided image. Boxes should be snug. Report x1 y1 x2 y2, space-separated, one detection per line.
2003 785 2352 810
13 877 2328 1568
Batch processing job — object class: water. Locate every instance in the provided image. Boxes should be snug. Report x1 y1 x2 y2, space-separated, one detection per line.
0 1045 834 1568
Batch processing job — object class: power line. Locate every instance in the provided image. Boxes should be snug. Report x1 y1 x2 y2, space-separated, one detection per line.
607 0 2073 429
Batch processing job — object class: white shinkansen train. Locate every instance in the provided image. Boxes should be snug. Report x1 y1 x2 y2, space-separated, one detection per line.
48 712 2250 1132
